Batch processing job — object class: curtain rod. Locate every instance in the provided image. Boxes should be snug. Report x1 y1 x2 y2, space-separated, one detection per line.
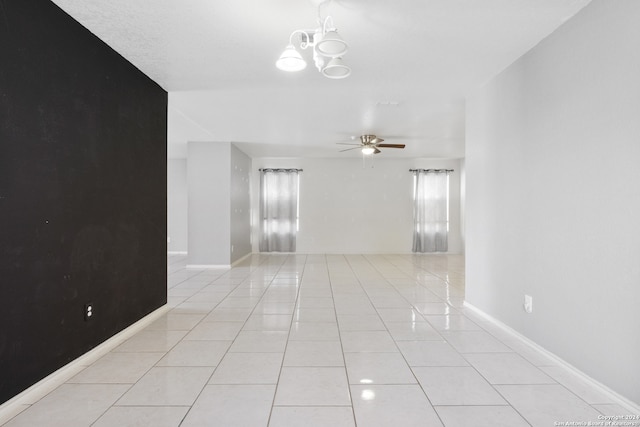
259 168 303 172
409 169 454 173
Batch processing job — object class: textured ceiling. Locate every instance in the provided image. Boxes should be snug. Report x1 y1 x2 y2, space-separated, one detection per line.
51 0 592 159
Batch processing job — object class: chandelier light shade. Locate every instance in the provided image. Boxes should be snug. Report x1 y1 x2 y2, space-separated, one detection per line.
315 30 348 57
276 44 307 72
322 56 351 79
276 12 350 79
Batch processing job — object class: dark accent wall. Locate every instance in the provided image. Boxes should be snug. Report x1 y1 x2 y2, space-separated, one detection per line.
0 0 167 404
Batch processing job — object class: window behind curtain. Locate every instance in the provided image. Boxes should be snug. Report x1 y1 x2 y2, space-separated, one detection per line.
412 170 450 253
259 169 300 252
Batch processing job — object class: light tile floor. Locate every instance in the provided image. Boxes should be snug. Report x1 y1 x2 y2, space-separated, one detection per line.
2 254 637 426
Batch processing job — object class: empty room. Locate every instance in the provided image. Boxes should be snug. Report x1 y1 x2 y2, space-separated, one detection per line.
1 0 639 426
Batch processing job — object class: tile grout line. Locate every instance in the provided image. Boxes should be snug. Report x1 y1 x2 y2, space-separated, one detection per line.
359 253 449 427
116 254 268 426
266 253 307 427
331 254 360 427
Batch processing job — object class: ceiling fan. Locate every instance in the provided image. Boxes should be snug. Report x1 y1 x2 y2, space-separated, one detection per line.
337 134 405 154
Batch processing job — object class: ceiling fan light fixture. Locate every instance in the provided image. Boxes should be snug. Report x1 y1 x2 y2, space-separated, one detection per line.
276 44 307 72
337 135 406 155
322 57 351 79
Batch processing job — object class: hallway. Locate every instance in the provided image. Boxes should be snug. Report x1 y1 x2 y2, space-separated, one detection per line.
2 254 630 426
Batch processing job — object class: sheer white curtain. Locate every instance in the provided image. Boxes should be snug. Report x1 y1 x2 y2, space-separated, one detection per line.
259 169 300 252
413 170 450 253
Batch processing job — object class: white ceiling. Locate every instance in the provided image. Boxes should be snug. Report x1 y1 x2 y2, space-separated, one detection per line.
51 0 591 159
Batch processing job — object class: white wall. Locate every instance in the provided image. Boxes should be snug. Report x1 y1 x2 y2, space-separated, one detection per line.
169 144 252 265
466 0 640 405
230 145 252 263
252 157 463 254
187 141 231 266
167 158 188 252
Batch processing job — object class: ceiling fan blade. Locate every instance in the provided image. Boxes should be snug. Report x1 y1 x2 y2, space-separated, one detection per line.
376 143 405 149
336 142 361 146
373 148 381 154
339 146 362 152
370 137 384 144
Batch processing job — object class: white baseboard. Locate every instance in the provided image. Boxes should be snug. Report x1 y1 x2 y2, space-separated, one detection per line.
260 251 464 255
185 252 253 270
463 301 640 414
231 252 252 267
0 305 169 423
186 264 230 269
167 251 187 255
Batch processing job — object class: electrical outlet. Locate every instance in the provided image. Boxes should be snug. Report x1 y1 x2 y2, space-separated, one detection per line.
523 295 533 314
84 303 93 321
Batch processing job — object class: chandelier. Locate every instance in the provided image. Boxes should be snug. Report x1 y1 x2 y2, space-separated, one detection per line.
276 14 350 80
